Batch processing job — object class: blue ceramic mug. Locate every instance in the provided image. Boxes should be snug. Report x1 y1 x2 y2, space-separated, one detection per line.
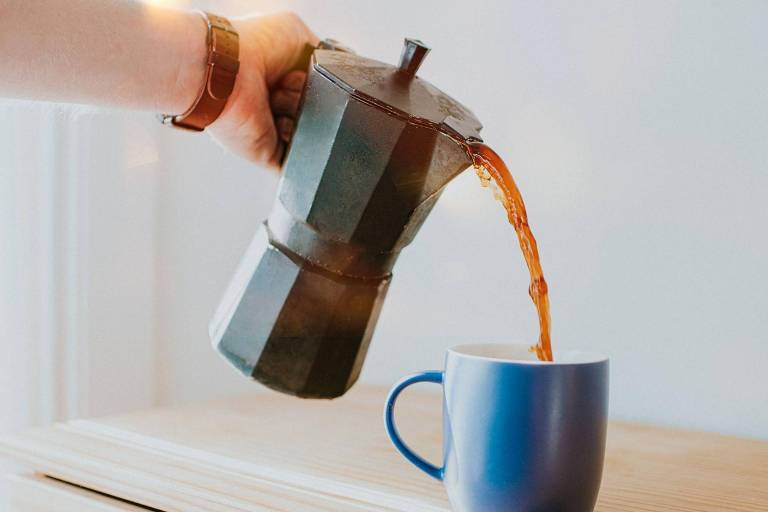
384 343 609 512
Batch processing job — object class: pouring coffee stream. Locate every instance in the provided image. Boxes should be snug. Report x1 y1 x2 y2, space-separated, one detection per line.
210 38 552 399
464 141 553 362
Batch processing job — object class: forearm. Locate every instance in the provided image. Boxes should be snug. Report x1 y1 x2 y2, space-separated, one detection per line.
0 0 206 113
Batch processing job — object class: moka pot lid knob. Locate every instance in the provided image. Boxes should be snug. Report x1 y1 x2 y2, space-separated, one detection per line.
397 38 430 79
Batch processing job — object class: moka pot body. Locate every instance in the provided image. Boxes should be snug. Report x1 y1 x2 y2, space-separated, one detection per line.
210 41 482 398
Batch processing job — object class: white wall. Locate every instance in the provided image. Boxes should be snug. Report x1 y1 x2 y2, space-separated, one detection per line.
1 104 159 430
3 0 766 443
153 0 768 439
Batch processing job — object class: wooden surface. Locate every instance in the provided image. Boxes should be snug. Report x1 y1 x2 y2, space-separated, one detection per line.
5 474 148 511
0 385 766 511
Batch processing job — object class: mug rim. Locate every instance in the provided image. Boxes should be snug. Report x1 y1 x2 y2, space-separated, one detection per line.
448 343 608 365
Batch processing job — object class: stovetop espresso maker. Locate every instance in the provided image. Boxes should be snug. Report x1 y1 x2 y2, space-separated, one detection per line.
210 38 482 398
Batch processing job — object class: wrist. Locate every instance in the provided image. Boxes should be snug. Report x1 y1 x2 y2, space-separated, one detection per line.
160 10 208 114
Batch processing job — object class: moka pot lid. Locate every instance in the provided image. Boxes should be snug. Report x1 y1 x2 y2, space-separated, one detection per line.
313 38 483 142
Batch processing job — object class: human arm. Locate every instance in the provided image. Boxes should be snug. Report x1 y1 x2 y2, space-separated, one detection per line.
0 0 318 167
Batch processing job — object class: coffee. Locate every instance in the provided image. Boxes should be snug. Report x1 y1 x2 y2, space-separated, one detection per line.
462 142 553 362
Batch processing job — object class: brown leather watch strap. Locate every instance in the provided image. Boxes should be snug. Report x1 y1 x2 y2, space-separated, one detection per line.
161 12 239 131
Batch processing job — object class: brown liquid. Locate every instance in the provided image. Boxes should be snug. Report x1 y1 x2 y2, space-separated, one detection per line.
463 142 553 362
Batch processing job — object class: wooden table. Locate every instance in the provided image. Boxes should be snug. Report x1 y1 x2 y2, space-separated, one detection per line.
1 386 766 511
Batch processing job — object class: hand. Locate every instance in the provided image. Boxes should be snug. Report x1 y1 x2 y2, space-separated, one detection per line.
209 12 319 169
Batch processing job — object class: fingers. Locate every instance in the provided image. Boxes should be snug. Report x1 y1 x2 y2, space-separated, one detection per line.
270 87 300 143
270 70 306 143
268 139 286 168
270 88 302 116
276 116 295 143
208 90 285 170
281 70 307 92
270 70 306 116
207 10 316 169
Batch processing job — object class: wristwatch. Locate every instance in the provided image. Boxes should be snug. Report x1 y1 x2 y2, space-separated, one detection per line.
160 12 239 131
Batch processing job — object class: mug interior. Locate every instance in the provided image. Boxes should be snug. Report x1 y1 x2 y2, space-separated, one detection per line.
450 343 607 364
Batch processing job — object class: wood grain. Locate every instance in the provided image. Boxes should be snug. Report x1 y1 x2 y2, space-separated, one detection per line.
6 474 149 511
0 386 766 511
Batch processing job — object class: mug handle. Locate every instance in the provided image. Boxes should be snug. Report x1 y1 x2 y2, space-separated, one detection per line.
384 371 444 481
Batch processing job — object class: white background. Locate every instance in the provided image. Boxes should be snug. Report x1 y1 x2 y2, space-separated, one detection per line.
2 0 767 447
